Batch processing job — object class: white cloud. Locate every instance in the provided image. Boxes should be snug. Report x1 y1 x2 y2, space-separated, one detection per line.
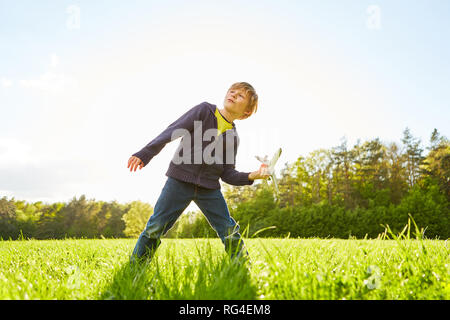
18 54 77 94
1 78 13 88
19 71 77 93
0 136 110 203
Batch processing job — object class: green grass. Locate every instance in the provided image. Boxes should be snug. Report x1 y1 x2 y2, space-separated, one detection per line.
0 236 448 300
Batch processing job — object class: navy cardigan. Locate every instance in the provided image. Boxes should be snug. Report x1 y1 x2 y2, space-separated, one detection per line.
132 102 254 189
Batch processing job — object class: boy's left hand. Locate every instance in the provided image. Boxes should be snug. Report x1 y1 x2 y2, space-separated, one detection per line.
249 164 271 180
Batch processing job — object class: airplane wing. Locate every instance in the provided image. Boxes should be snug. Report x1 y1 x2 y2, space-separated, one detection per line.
255 155 269 164
268 148 282 174
272 172 279 195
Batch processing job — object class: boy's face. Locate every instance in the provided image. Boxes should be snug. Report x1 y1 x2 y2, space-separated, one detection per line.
223 88 252 120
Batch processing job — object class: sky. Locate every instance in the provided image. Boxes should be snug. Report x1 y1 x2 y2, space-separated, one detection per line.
1 0 449 211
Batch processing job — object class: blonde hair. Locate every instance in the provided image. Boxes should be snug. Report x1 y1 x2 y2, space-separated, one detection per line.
228 82 258 119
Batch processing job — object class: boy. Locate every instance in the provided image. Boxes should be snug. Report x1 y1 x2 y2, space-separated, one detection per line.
127 82 270 262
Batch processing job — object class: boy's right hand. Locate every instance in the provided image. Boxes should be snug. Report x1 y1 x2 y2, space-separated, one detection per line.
128 156 144 172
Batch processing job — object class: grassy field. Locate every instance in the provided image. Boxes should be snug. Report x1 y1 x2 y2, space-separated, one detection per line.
0 234 448 300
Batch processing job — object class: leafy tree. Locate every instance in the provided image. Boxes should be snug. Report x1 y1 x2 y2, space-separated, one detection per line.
401 127 425 187
421 129 450 201
35 202 66 239
100 201 127 238
385 141 408 204
0 197 18 239
122 201 153 238
331 137 355 209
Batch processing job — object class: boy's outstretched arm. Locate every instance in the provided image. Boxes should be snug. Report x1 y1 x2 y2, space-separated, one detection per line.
221 163 270 185
127 102 208 172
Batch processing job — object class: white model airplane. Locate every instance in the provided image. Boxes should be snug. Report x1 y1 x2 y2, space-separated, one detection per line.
255 148 282 200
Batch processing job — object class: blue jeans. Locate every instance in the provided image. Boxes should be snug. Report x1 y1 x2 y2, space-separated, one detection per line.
131 177 247 261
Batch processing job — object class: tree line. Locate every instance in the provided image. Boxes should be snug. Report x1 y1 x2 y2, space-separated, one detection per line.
1 127 449 240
